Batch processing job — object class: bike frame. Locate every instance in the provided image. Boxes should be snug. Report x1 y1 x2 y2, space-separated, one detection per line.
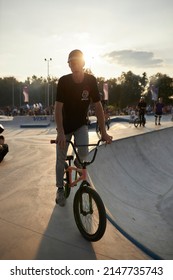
66 165 87 188
51 139 102 188
66 140 102 187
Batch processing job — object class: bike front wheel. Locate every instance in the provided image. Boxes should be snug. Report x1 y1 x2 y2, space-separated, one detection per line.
134 118 139 127
73 185 107 242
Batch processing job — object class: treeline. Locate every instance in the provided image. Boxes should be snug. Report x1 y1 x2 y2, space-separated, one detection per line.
0 71 173 111
0 75 58 109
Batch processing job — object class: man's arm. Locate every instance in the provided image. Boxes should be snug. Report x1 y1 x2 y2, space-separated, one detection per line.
54 101 66 148
95 101 112 143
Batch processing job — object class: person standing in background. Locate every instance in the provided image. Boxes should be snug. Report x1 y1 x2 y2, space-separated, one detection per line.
155 97 164 125
137 97 147 127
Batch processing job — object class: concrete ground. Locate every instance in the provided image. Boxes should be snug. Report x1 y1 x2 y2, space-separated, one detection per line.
0 114 173 260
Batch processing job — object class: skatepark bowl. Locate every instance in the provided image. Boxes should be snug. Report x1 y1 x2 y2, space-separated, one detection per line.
0 115 173 260
88 126 173 260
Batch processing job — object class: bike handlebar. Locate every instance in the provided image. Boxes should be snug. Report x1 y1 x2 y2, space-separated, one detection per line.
50 139 103 166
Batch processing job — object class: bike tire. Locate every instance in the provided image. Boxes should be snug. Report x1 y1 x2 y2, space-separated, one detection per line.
64 162 71 198
73 185 107 242
143 117 146 126
134 118 139 128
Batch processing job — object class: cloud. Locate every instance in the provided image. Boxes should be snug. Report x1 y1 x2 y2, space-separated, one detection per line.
103 50 163 68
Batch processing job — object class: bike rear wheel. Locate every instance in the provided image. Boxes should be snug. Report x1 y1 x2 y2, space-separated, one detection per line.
64 162 71 198
73 185 106 242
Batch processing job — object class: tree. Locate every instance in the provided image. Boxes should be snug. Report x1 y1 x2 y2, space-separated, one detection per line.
118 71 144 108
0 77 20 107
0 71 172 112
149 73 173 104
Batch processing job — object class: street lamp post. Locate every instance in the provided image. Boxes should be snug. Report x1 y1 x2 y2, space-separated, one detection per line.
12 78 15 107
44 58 52 108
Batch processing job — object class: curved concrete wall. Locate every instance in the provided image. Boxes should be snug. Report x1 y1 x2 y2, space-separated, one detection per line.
88 127 173 259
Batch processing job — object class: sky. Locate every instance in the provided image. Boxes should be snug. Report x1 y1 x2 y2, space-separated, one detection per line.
0 0 173 82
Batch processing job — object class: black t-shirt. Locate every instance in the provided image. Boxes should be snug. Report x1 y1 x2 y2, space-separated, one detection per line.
56 73 100 134
138 101 147 114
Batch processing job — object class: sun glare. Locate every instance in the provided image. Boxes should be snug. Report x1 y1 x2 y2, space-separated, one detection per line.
83 48 97 70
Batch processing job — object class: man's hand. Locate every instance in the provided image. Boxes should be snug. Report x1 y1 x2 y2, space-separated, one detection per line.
56 133 66 149
101 132 113 144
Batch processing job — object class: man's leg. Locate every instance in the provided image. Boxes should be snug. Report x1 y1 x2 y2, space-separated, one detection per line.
55 133 72 206
158 114 162 125
139 114 142 126
74 125 89 167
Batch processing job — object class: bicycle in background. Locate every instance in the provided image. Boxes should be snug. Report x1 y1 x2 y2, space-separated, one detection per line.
134 111 146 128
134 116 146 128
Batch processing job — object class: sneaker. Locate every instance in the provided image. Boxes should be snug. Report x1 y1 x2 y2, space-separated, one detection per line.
55 188 66 207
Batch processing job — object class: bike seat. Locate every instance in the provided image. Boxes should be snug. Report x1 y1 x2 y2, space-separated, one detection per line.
66 155 74 161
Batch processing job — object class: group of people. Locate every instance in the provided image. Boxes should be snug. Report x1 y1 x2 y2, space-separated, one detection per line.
0 124 9 163
136 96 164 127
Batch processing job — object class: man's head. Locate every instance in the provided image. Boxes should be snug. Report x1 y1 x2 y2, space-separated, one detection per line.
68 49 84 63
68 49 85 72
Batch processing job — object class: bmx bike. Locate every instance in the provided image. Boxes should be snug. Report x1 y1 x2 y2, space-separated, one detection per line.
134 116 146 128
50 139 107 242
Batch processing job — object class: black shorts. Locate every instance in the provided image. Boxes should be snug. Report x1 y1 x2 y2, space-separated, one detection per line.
155 113 162 117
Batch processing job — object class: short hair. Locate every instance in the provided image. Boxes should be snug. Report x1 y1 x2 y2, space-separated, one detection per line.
67 49 84 63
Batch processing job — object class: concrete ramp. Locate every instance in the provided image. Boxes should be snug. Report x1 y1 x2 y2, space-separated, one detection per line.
88 127 173 259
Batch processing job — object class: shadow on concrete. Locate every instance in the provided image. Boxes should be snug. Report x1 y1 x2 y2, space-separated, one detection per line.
35 198 96 260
